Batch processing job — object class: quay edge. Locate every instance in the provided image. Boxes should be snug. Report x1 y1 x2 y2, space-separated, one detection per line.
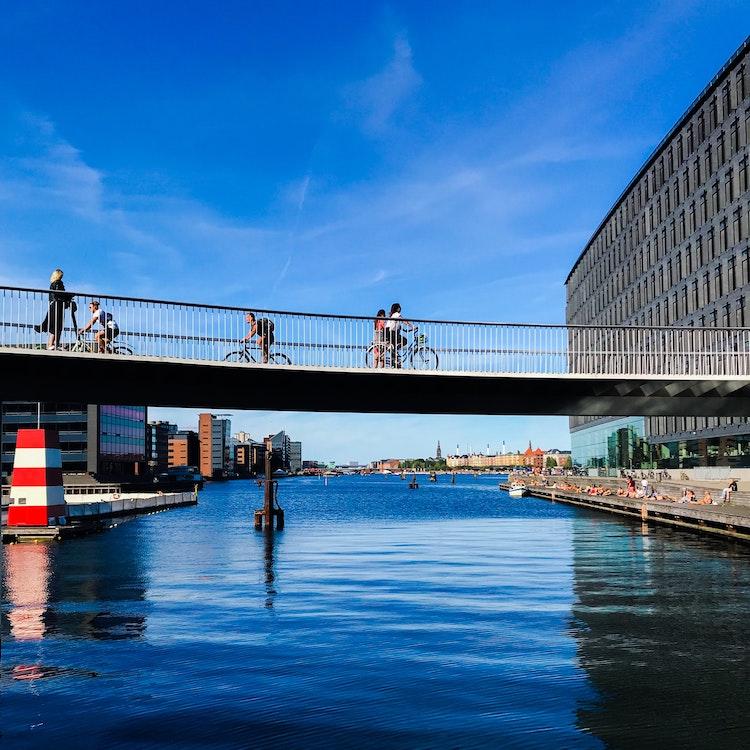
500 482 750 544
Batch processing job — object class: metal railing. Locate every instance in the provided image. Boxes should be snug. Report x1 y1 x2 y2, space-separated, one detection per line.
1 285 749 378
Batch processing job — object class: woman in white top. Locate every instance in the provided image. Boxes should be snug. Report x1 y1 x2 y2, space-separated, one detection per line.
385 303 413 367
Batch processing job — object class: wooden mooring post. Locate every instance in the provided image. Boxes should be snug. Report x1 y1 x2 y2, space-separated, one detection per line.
254 451 284 531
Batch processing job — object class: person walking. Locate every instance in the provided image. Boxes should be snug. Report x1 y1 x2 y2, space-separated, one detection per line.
34 269 71 350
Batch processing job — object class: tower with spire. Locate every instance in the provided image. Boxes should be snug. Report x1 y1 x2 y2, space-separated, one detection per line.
436 440 442 460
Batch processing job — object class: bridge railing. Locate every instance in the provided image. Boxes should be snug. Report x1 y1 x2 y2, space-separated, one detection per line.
1 285 750 377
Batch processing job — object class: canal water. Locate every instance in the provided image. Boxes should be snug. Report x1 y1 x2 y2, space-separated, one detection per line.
3 475 750 748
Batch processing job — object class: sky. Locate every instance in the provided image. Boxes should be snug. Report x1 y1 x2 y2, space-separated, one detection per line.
1 1 748 462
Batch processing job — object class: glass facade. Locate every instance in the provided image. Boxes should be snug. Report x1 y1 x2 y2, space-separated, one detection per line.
97 405 147 476
572 417 750 469
571 417 651 470
1 402 89 481
0 402 146 484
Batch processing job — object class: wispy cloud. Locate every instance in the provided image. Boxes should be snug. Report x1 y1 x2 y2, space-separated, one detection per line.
345 32 422 134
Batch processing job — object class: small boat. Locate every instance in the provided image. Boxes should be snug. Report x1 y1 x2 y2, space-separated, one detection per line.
508 484 528 498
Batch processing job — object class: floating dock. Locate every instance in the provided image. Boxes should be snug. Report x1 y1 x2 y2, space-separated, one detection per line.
2 490 198 543
500 481 750 543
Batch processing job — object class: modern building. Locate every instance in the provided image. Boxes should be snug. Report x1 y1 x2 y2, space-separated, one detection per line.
168 430 200 468
264 430 291 471
146 421 177 473
289 441 302 473
566 38 750 470
198 413 231 479
233 441 266 476
0 401 147 484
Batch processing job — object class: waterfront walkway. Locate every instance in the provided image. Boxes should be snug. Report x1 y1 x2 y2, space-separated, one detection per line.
504 476 750 542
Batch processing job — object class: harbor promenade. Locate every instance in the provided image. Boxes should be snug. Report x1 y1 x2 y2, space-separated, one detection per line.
503 475 750 542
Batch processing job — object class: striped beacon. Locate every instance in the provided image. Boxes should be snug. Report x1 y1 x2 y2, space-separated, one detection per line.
7 429 67 527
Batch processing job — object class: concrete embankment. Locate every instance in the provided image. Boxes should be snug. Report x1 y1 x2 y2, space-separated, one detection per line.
2 490 198 543
502 480 750 543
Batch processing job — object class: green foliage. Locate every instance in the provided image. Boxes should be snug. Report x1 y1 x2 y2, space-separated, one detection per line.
401 458 448 470
545 456 558 469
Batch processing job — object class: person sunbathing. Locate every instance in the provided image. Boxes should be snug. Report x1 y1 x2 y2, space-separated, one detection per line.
696 491 714 505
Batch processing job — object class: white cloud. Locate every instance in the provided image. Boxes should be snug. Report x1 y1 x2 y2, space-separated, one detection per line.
345 32 422 134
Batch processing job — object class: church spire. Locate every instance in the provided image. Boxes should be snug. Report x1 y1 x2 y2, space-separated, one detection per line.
436 440 442 459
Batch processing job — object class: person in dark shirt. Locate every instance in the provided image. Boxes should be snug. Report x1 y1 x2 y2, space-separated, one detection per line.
34 268 71 350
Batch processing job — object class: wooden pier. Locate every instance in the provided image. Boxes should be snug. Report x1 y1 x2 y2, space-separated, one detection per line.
500 481 750 543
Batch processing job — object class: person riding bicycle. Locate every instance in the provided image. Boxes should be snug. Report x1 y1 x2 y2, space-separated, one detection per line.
78 300 119 354
385 302 413 368
243 312 275 364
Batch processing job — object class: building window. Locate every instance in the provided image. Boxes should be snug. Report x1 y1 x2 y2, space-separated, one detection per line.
734 207 743 244
725 168 734 204
720 218 728 251
691 278 699 310
702 271 711 304
737 296 746 327
723 302 731 327
711 181 720 214
714 264 723 299
728 253 737 290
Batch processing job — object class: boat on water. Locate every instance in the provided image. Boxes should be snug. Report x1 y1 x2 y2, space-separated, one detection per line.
508 483 528 498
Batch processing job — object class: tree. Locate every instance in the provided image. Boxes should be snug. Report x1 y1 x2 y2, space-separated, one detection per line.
545 456 558 469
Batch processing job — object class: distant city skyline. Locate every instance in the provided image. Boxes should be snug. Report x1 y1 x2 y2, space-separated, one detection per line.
2 2 748 458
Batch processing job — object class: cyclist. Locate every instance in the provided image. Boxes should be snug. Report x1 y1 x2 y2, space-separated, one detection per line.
385 302 413 368
78 300 119 354
243 312 275 363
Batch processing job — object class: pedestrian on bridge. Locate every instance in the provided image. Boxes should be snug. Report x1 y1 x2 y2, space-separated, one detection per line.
33 268 73 350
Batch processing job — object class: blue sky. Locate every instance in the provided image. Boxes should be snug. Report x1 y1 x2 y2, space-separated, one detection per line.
1 1 748 462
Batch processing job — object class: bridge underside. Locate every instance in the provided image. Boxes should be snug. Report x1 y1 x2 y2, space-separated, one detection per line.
3 351 750 417
5 352 750 416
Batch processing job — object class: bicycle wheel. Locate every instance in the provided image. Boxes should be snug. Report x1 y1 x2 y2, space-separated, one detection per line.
111 344 134 356
411 346 439 370
269 352 291 365
364 345 376 368
225 350 250 363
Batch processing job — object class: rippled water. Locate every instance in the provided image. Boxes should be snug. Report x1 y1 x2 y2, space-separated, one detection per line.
3 474 750 748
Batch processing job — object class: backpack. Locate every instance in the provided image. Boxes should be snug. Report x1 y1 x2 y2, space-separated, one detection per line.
257 317 274 334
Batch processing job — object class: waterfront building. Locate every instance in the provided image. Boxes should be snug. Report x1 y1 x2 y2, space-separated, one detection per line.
376 458 402 471
198 413 231 479
566 38 750 471
264 430 291 471
289 441 302 473
168 430 200 468
445 446 570 470
0 401 147 484
146 421 177 473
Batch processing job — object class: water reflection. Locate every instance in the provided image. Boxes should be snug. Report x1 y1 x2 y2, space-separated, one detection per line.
262 528 279 609
2 522 149 643
570 516 750 748
4 544 53 641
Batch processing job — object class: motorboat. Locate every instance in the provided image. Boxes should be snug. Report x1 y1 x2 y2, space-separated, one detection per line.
508 483 528 498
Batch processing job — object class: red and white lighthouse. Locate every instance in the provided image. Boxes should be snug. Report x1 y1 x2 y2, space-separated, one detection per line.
7 428 67 527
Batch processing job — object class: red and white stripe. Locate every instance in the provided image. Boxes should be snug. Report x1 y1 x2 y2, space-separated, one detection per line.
7 429 67 527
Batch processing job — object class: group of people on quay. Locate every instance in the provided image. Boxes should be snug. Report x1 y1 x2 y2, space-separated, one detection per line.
517 473 739 506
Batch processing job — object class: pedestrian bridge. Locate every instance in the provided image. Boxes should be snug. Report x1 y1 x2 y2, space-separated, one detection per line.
2 285 750 416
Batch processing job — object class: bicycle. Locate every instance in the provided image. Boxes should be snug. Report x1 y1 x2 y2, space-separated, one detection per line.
68 331 134 356
364 326 439 370
224 343 291 365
